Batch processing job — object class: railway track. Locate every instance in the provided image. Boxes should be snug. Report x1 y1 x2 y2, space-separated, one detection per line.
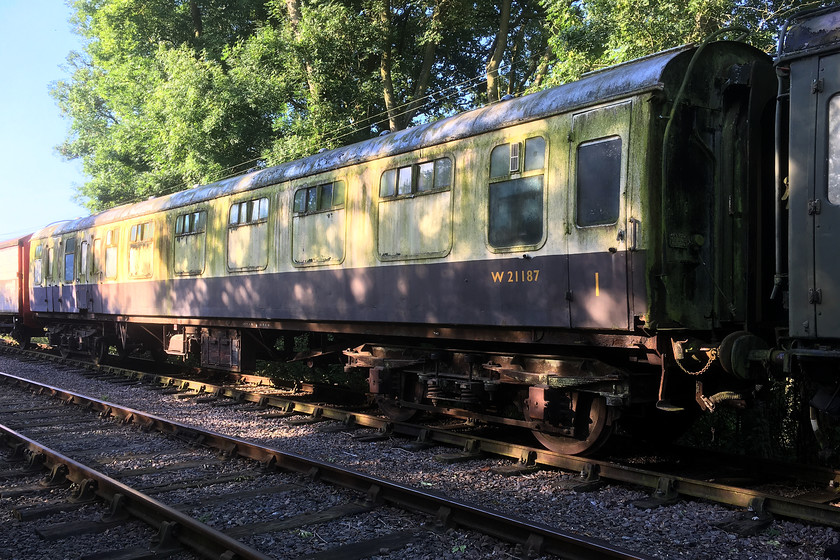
2 345 839 557
6 346 840 530
0 365 650 560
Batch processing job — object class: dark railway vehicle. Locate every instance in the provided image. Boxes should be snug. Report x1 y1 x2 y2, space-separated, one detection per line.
0 235 38 346
6 7 840 455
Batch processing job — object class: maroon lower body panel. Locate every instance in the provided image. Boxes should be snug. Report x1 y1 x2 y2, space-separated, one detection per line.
31 252 646 332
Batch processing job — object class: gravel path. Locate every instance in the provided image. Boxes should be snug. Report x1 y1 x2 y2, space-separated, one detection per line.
1 355 837 559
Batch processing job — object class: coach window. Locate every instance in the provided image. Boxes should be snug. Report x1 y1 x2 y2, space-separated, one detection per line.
63 238 76 284
174 210 207 275
379 158 452 199
229 197 269 225
576 137 621 226
129 221 154 278
45 247 53 285
33 244 43 285
41 247 52 286
92 238 103 280
293 181 345 215
292 181 347 265
488 136 545 249
79 241 89 282
37 245 55 286
228 197 269 270
829 95 840 205
104 229 119 279
378 158 453 259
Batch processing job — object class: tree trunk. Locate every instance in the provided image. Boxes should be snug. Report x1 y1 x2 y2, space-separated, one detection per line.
402 6 440 126
507 24 525 96
530 44 553 91
286 0 319 101
379 0 400 131
486 0 512 103
190 0 203 39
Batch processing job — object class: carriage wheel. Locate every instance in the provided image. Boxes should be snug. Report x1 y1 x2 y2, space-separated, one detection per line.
376 372 426 422
527 392 615 456
90 338 108 366
11 328 30 350
116 340 132 362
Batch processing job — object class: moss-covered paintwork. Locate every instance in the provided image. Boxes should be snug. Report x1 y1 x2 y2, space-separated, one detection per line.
647 43 775 332
782 8 840 339
25 42 774 343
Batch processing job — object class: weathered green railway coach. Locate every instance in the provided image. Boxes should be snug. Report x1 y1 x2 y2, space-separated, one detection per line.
26 41 776 454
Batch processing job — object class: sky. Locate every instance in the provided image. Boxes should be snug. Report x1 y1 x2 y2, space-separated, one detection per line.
0 0 88 239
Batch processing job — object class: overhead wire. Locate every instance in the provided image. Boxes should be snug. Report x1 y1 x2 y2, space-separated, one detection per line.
110 59 520 205
150 61 516 198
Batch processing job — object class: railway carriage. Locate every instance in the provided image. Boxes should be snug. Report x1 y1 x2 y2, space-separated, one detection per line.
0 235 37 344
0 234 43 346
12 7 840 456
0 238 23 330
20 39 778 454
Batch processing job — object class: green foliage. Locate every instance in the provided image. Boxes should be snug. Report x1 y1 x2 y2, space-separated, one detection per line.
52 0 829 211
54 0 274 210
255 1 384 162
539 0 826 86
52 0 555 211
255 333 367 391
676 374 824 462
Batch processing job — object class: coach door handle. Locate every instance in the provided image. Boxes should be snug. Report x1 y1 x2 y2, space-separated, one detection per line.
629 218 640 252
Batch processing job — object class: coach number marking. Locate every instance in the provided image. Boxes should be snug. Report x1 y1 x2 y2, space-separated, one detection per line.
491 270 540 283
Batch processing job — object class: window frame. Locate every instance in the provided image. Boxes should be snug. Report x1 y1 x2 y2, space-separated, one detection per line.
92 237 103 280
175 209 207 237
78 240 89 283
379 157 453 200
45 246 52 285
227 196 271 272
486 136 548 252
128 221 155 279
33 244 43 286
104 228 119 280
828 93 840 205
574 135 623 228
293 181 346 216
173 208 208 276
228 197 269 227
63 237 77 284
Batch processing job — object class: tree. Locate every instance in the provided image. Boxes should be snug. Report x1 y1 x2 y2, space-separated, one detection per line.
56 0 818 212
53 0 273 210
539 0 827 86
56 0 511 211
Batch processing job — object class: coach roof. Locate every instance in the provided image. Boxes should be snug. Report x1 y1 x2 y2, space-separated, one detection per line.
778 6 840 63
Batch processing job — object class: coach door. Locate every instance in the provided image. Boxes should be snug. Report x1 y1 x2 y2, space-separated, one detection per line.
60 237 79 313
45 244 61 312
75 239 91 312
811 53 840 338
567 101 631 329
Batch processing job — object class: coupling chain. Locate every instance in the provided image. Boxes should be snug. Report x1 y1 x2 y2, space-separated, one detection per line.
675 348 718 376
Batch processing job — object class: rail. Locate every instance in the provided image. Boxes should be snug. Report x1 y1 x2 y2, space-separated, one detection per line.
0 370 652 560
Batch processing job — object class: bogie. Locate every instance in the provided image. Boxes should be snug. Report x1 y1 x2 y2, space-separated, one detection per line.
348 344 630 454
